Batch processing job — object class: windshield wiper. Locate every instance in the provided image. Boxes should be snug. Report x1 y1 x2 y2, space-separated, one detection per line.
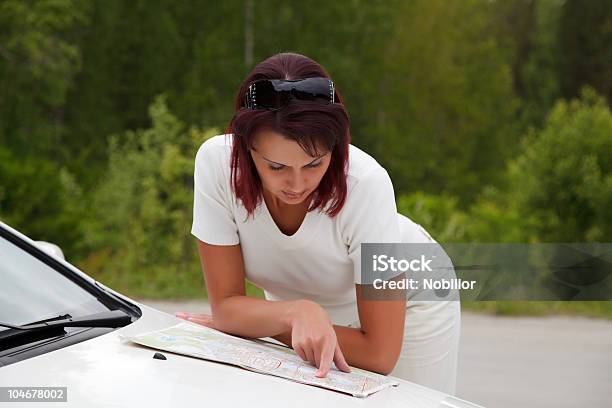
0 309 132 333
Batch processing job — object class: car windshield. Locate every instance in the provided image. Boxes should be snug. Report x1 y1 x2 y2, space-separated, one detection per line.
0 236 110 332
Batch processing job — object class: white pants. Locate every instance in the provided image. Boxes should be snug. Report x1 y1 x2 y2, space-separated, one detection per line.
390 213 461 395
390 300 461 395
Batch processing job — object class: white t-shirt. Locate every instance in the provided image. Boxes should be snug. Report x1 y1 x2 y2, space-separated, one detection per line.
191 134 435 326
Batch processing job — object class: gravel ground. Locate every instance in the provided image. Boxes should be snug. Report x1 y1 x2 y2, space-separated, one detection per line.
137 299 612 408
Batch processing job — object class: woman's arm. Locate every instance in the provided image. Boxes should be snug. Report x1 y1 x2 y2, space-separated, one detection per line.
195 239 351 377
197 239 290 337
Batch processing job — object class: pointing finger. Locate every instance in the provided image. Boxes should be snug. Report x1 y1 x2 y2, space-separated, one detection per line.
315 340 335 378
333 343 351 373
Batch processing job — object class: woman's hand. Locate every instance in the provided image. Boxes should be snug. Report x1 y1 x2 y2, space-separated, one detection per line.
288 300 351 378
175 311 217 330
175 303 351 378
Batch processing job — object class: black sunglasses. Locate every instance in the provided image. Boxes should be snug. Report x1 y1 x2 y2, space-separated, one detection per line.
241 77 335 111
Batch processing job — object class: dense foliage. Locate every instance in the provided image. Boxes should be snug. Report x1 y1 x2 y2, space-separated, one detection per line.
1 0 611 305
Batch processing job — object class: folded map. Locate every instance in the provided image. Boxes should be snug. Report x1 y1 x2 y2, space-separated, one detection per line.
119 321 399 397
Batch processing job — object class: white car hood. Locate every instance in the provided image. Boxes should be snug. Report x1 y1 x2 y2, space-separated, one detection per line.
0 301 462 408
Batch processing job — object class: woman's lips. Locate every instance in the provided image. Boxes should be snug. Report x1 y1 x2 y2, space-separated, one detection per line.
282 190 305 199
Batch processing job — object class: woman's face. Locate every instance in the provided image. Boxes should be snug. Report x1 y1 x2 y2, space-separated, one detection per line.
250 129 331 205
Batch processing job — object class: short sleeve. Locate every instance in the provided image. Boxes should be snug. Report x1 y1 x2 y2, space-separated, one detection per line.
191 140 240 245
340 167 401 284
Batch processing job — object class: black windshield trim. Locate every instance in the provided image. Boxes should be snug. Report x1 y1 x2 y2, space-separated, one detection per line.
0 224 141 319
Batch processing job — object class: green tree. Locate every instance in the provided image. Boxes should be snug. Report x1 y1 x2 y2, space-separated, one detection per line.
558 0 612 103
0 0 89 157
397 192 468 243
0 0 89 254
509 87 612 241
81 95 219 298
400 88 612 244
397 189 536 243
488 0 564 129
363 0 519 203
63 0 187 186
0 146 85 255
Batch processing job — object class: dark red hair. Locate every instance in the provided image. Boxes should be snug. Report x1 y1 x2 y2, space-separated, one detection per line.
226 52 351 219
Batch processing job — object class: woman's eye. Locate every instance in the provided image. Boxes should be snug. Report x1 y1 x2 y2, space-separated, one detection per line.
268 161 320 171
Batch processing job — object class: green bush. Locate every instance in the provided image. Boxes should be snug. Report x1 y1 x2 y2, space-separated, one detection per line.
399 87 612 245
397 192 468 242
0 147 85 255
80 95 220 298
508 87 612 242
397 189 536 243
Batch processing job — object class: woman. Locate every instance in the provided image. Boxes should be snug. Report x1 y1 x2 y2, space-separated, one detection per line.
176 52 461 395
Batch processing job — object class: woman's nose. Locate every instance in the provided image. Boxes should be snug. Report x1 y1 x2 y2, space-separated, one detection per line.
286 171 307 191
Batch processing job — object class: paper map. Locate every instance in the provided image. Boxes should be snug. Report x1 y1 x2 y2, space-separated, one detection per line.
119 321 398 397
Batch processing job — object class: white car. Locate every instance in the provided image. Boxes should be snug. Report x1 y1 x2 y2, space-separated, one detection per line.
0 221 482 407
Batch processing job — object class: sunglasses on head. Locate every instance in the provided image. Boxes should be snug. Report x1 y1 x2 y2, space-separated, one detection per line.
241 77 335 111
